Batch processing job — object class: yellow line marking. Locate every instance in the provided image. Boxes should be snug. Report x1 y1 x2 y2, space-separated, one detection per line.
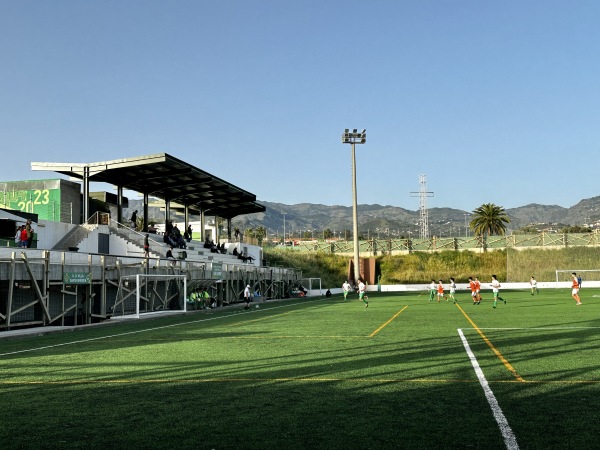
370 306 408 337
456 303 524 382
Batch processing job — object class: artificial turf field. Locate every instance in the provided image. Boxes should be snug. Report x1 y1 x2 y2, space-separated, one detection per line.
1 287 600 449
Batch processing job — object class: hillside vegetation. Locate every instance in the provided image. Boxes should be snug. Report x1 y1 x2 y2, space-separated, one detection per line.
264 247 600 287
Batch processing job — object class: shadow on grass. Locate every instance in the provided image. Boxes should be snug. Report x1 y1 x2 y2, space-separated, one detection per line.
2 294 600 449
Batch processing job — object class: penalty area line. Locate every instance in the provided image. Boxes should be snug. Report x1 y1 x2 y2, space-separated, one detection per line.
456 303 523 382
458 328 520 450
369 305 408 337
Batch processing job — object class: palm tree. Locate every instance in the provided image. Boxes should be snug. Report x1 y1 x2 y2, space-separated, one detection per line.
470 203 511 249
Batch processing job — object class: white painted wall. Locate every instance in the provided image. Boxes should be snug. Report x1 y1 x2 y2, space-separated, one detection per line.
35 220 78 249
323 281 600 295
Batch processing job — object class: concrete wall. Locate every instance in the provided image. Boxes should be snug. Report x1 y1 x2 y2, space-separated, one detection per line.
324 281 600 295
36 220 78 249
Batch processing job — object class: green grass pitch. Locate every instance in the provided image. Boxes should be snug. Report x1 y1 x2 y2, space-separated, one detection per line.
1 287 599 449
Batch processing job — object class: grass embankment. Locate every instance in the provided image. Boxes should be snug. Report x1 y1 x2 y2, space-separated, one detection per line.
265 247 600 286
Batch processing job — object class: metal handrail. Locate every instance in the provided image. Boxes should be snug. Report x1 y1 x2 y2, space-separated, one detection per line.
108 218 170 255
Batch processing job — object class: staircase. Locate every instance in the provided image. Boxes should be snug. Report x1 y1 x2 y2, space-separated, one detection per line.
51 224 96 251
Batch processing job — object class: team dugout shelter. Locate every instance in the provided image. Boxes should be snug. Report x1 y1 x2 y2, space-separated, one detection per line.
31 153 265 241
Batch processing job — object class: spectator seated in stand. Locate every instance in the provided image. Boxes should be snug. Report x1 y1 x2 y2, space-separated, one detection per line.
218 243 227 254
232 247 239 256
203 237 212 249
210 241 219 253
237 251 255 263
172 224 186 249
163 232 177 248
165 246 178 265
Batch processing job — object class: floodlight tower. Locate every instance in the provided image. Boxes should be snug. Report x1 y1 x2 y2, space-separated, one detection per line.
342 128 366 282
410 174 434 239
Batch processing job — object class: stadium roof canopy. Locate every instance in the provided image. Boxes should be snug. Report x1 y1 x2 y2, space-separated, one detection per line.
31 153 265 219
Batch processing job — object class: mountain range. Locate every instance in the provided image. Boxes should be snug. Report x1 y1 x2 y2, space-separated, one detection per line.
128 196 600 238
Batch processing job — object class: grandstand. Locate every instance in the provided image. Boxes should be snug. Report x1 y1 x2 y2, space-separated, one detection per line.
0 154 301 331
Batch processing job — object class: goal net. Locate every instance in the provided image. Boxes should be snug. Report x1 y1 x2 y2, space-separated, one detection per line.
506 247 600 283
298 278 322 297
555 269 600 288
112 274 187 318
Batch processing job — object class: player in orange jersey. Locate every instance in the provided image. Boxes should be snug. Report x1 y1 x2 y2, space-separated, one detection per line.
474 277 483 304
571 272 582 305
437 280 447 302
468 277 479 305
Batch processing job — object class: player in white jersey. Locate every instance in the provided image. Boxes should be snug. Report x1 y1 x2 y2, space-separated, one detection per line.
491 275 506 309
448 277 457 304
530 276 539 295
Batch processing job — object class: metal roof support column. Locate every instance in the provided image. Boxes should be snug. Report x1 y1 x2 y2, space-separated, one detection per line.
215 216 220 243
117 185 124 225
227 218 232 241
143 192 149 232
184 201 190 235
82 165 90 223
200 208 205 242
165 198 171 225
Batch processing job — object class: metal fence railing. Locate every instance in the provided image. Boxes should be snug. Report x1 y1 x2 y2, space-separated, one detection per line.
265 231 600 254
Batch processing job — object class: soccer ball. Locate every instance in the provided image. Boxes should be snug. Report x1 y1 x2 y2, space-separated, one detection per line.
255 305 260 309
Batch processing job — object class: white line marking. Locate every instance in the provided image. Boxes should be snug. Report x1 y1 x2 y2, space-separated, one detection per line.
0 298 323 358
458 328 520 450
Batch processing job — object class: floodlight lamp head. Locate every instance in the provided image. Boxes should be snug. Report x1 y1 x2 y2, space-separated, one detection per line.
342 129 351 143
342 128 366 144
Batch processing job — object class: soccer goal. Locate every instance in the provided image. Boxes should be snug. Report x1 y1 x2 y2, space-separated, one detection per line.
112 274 187 318
555 269 600 288
299 278 322 297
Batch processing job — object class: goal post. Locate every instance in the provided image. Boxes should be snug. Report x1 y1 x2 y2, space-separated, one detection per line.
300 278 322 297
555 269 600 288
113 274 187 318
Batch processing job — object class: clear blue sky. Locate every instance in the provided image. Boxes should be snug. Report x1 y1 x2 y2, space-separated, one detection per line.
2 1 599 212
